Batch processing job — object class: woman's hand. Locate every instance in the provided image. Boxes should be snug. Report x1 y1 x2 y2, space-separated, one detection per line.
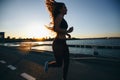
67 27 73 33
66 33 71 38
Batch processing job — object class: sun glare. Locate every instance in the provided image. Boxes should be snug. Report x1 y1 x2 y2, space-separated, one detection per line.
25 22 55 38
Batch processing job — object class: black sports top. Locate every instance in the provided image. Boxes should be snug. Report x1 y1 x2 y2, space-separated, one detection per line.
60 18 68 29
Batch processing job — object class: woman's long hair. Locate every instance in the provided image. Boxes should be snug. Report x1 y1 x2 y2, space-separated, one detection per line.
45 0 65 30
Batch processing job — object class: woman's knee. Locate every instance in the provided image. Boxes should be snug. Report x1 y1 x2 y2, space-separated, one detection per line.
57 62 63 67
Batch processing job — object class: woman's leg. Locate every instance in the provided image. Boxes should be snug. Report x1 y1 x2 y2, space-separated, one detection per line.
48 38 64 68
44 50 63 72
63 45 70 80
48 54 63 67
52 38 70 80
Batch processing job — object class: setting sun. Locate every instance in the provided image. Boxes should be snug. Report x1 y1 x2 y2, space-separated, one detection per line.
24 22 55 38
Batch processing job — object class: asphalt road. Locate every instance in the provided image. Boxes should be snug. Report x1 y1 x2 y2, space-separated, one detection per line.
0 46 120 80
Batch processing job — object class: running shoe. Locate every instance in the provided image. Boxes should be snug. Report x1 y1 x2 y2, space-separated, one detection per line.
44 61 48 72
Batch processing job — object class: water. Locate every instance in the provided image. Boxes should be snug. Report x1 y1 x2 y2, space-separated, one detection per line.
67 39 120 46
1 39 120 58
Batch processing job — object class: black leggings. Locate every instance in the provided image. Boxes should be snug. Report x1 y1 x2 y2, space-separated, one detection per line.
48 38 70 80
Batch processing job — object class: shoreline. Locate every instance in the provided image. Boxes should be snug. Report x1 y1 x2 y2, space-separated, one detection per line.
0 37 120 43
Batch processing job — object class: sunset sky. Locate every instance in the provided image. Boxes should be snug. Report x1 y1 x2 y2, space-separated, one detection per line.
0 0 120 38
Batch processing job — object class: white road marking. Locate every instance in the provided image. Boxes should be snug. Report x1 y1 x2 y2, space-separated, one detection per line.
7 65 16 70
0 60 6 64
21 73 36 80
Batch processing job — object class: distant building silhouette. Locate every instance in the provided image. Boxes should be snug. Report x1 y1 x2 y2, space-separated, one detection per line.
0 32 5 42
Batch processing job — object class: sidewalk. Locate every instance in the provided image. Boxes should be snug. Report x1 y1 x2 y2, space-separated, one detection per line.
0 46 120 80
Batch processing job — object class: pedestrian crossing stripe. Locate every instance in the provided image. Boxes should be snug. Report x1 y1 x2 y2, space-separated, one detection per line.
0 60 6 64
7 65 16 70
21 73 36 80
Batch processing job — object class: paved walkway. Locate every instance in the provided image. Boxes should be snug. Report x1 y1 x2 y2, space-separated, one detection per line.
0 46 120 80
